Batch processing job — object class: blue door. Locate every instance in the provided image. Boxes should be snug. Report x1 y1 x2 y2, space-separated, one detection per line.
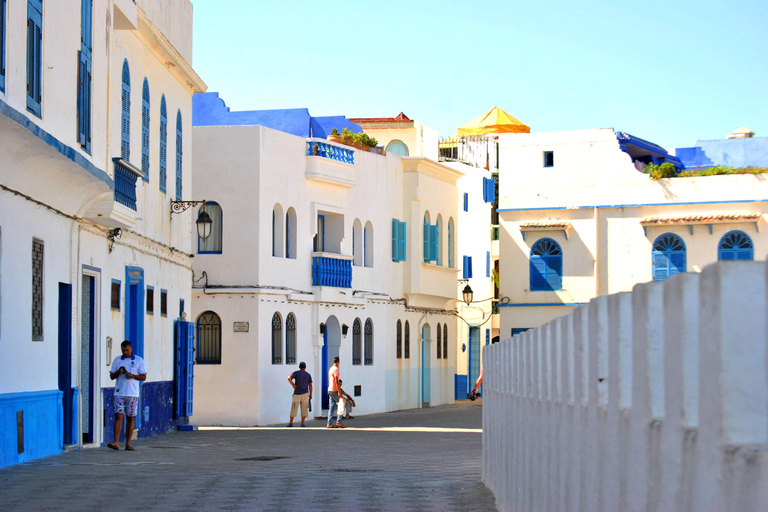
321 329 329 410
125 267 144 429
80 275 96 444
422 326 431 406
174 320 195 418
58 282 74 446
469 327 481 397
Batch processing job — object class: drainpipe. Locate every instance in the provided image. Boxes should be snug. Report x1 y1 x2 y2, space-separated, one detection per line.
594 206 600 297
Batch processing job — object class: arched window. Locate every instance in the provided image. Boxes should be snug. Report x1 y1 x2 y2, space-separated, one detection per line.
386 140 409 157
159 95 167 193
352 219 362 267
443 324 448 360
718 230 753 261
396 320 402 359
423 212 436 263
364 221 374 268
286 207 297 259
121 60 130 161
530 237 563 291
436 323 442 359
271 313 282 364
436 215 443 266
652 233 686 281
404 320 410 359
196 311 221 364
198 202 222 254
272 204 284 257
285 313 296 364
352 318 362 365
141 78 150 181
448 218 455 268
175 110 183 201
364 318 374 365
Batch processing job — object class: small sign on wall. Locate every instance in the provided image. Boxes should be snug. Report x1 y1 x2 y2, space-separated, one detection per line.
233 322 249 333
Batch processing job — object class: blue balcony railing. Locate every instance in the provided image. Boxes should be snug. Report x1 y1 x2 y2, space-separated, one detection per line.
312 254 352 288
113 158 144 211
307 140 354 165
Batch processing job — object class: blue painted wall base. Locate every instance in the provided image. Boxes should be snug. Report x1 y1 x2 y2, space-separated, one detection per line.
455 374 468 401
102 381 178 445
0 390 63 468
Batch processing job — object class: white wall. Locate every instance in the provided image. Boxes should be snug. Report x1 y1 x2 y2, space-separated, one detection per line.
484 260 768 512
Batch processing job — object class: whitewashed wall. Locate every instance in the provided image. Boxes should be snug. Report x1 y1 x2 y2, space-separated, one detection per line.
483 260 768 512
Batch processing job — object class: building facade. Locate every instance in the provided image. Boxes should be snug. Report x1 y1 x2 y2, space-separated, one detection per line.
190 95 463 426
496 128 768 338
0 0 205 467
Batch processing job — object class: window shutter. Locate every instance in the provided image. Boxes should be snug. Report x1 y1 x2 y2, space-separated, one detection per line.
530 255 547 290
652 251 668 281
486 251 491 277
397 221 406 262
463 193 468 212
0 0 5 90
463 255 473 279
159 98 167 193
391 219 398 262
141 81 150 181
176 111 183 201
483 177 495 203
121 62 131 161
669 252 685 277
26 1 42 117
77 51 87 144
429 224 438 262
546 255 563 291
423 220 429 262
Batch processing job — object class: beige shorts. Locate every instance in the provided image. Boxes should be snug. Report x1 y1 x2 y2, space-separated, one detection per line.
290 393 309 417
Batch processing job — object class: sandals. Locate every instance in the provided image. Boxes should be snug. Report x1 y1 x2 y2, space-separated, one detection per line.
107 443 119 450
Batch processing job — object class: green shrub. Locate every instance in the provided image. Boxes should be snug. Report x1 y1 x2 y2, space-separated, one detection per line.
645 163 768 180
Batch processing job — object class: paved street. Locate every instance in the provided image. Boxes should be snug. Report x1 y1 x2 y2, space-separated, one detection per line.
0 399 496 511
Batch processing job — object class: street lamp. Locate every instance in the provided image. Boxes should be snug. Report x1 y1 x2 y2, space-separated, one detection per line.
462 284 473 306
196 210 212 241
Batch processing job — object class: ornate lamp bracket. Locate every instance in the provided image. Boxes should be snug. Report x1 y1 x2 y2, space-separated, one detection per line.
170 200 206 218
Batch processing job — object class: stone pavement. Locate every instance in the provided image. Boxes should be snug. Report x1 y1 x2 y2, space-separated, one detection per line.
0 399 497 511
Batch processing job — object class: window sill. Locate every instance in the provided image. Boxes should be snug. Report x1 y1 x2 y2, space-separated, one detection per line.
421 262 459 274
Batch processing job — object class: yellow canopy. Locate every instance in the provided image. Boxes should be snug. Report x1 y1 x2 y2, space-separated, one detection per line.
457 106 530 136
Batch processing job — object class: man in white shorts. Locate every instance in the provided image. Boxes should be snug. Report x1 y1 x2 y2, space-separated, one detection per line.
107 340 147 451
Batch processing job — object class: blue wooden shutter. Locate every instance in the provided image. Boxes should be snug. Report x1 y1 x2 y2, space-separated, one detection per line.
175 110 182 201
392 219 406 262
184 321 194 416
121 60 130 160
159 96 167 193
141 80 150 181
652 251 668 281
463 255 473 279
486 251 491 277
530 255 547 290
423 219 429 262
545 255 563 290
391 219 398 261
429 224 438 261
174 320 183 417
26 0 42 117
398 221 406 261
483 177 495 203
464 193 469 212
78 0 92 148
669 252 685 277
1 0 7 91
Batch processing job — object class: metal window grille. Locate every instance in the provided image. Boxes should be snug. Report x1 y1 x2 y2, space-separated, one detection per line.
396 320 402 359
285 313 296 364
146 288 153 314
436 325 442 359
111 281 120 310
364 318 373 365
271 313 282 364
160 291 167 316
404 321 410 359
718 230 754 261
31 238 43 340
196 311 221 364
443 324 448 360
352 319 362 365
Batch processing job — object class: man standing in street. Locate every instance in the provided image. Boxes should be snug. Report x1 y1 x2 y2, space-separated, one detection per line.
287 361 313 427
327 356 346 428
107 340 147 451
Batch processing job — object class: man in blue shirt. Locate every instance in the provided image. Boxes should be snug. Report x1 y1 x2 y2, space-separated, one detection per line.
287 362 313 427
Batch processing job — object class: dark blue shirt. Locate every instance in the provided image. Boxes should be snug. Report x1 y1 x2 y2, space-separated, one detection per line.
290 370 312 395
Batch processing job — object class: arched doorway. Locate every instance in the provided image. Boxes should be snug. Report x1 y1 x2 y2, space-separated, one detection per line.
422 323 431 407
322 315 341 410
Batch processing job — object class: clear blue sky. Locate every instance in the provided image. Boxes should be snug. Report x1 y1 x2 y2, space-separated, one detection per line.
191 1 767 149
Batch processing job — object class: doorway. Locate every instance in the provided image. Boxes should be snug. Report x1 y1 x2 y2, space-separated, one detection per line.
125 267 144 431
80 274 96 444
58 282 74 446
321 315 341 410
421 323 431 407
468 327 481 397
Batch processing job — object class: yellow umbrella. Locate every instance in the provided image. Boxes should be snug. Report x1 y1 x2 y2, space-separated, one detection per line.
457 106 530 136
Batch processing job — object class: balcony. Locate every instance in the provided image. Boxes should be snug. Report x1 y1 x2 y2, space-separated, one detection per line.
113 158 144 211
312 253 353 288
305 138 356 188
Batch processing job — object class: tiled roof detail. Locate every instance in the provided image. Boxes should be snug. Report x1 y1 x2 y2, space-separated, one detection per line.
350 112 412 123
520 222 570 229
640 213 761 225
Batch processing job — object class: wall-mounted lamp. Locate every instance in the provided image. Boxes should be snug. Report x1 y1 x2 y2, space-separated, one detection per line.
196 210 212 241
107 228 122 253
458 279 473 306
342 324 349 337
319 323 326 335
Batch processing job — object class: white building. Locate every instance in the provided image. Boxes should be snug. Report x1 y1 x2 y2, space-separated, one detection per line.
0 0 205 467
190 93 463 426
496 128 768 337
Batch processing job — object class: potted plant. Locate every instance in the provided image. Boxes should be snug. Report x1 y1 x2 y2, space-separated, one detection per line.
352 132 365 150
341 128 354 146
327 128 342 144
313 143 320 155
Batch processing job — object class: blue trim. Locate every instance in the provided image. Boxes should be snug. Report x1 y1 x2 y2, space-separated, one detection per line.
498 302 585 307
82 264 101 273
0 97 112 188
0 390 63 468
498 198 768 213
125 266 145 358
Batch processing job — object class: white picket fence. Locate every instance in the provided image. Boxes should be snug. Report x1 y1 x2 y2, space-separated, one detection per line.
483 261 768 512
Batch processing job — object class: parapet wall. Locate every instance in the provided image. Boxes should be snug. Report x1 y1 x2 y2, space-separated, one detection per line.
482 260 768 512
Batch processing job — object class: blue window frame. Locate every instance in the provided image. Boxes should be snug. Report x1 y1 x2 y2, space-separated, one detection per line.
175 110 182 200
511 328 530 338
0 0 6 92
392 219 406 262
482 177 495 203
530 237 563 291
141 79 150 181
544 151 554 167
463 193 468 212
718 230 753 261
159 95 167 193
196 311 222 364
77 0 92 151
448 219 454 268
146 285 154 315
423 218 437 262
463 255 473 279
26 0 43 117
386 140 409 157
198 202 222 254
121 60 130 160
652 233 686 281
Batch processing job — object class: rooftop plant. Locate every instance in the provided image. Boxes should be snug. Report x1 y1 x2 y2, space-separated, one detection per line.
643 163 768 180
